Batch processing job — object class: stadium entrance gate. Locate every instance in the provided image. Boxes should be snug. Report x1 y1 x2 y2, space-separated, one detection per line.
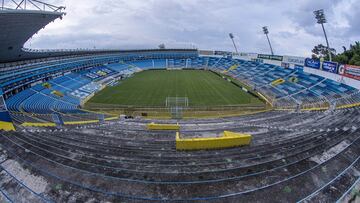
166 97 189 119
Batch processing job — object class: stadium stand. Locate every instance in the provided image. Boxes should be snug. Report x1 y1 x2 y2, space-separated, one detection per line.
3 54 360 116
2 50 359 201
1 109 360 201
0 1 359 201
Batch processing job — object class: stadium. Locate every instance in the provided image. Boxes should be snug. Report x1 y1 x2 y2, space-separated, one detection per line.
0 0 359 202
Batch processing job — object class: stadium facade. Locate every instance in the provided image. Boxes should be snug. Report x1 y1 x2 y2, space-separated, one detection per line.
0 1 359 202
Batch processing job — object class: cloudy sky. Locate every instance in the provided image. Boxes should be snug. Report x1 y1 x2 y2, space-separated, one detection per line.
23 0 359 57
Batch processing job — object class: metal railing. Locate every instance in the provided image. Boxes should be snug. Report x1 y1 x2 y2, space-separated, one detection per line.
0 0 65 12
84 103 268 118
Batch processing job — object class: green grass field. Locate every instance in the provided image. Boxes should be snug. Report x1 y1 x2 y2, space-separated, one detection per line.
87 70 263 107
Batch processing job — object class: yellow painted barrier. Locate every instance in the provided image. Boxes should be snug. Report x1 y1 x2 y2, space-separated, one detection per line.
147 123 180 130
0 121 16 131
337 102 360 109
42 82 51 89
64 120 99 125
104 116 119 121
21 120 102 127
21 118 121 127
301 107 329 111
51 90 64 97
229 64 238 70
271 78 285 86
176 131 252 150
257 93 273 107
22 122 56 127
274 108 294 111
222 65 238 73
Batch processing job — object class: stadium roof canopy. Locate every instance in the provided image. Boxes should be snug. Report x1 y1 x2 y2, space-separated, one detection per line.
0 0 66 63
0 0 198 66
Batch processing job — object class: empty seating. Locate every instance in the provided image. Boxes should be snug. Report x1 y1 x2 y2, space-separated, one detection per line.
4 55 360 114
0 109 359 201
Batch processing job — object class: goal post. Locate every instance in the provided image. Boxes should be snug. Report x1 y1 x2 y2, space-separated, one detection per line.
166 97 189 107
165 97 189 119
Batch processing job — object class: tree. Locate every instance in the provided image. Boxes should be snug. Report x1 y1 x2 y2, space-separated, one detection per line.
311 44 336 60
331 41 360 65
349 54 360 66
333 54 349 64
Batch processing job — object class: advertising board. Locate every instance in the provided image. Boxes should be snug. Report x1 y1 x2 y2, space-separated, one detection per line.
283 56 306 65
258 54 283 61
341 64 360 80
322 61 338 73
305 58 321 69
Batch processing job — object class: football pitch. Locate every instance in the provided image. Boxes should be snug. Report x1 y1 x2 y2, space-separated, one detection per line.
87 70 263 107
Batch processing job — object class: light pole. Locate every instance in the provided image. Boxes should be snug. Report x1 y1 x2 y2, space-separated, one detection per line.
314 9 332 61
262 26 274 55
229 33 239 55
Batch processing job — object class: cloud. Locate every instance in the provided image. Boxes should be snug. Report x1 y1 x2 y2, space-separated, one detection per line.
24 0 359 57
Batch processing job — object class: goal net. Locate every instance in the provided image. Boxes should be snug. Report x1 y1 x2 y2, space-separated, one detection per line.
165 97 189 119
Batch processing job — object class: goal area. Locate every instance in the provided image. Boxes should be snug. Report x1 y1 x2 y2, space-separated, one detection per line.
165 97 189 119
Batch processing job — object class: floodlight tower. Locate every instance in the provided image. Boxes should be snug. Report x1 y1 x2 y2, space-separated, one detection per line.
314 9 332 61
262 26 274 55
229 33 239 54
